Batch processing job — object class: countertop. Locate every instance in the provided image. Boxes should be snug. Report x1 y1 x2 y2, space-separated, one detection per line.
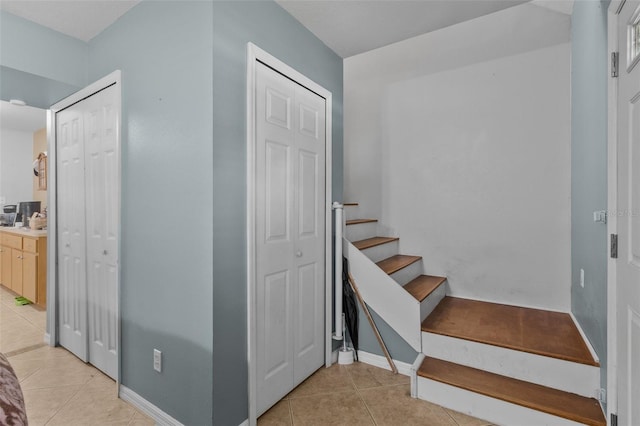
0 227 48 238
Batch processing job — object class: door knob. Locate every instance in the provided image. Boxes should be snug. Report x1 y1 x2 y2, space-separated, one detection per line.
296 251 303 257
103 250 108 255
65 243 70 248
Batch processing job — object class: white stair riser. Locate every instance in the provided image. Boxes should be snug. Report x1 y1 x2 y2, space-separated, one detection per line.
345 222 378 242
417 377 586 426
421 333 600 398
360 240 399 263
389 259 423 286
343 205 361 221
419 283 446 322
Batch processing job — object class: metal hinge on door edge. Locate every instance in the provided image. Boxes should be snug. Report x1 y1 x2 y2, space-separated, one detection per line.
611 413 618 426
611 234 618 259
612 52 619 78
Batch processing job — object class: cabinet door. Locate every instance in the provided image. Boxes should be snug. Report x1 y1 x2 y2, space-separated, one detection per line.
11 249 23 294
1 245 11 287
22 251 37 303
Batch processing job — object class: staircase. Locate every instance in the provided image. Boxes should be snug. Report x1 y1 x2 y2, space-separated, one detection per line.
343 203 606 426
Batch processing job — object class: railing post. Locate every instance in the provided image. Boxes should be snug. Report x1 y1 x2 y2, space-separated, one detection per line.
332 201 344 341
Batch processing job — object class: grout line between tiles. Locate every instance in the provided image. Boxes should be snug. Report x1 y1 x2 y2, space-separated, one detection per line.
347 366 379 425
5 342 48 358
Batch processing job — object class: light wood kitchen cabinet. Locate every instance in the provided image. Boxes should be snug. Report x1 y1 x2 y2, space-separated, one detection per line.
0 244 11 285
11 248 23 294
0 229 47 307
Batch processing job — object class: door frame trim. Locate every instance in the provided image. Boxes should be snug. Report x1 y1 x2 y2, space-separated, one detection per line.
246 43 333 425
607 0 624 420
47 70 122 384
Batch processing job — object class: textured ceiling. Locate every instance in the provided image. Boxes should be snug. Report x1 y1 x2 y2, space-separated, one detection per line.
275 0 532 57
0 0 139 42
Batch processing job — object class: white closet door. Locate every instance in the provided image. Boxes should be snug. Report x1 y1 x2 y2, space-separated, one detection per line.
57 104 89 362
84 84 120 379
56 82 120 379
255 62 326 415
292 78 325 386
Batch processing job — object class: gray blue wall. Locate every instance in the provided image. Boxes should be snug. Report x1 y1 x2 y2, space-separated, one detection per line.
212 2 343 424
2 1 343 424
88 2 214 424
0 11 85 107
570 0 609 399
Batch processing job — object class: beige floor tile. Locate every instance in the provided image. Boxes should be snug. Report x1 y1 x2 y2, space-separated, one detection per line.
19 356 98 390
258 399 292 425
359 384 458 426
290 391 374 425
347 361 410 389
83 370 118 395
8 344 76 362
444 408 494 426
46 386 137 426
0 328 45 353
22 385 82 426
288 365 354 398
7 356 46 382
128 411 156 426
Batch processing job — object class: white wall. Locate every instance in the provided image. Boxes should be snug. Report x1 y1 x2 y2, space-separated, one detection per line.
0 128 35 209
344 3 572 310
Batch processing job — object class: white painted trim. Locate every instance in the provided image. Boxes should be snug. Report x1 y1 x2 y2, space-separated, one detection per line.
410 352 425 398
48 70 122 386
569 312 600 363
238 421 249 426
417 376 589 426
119 385 184 426
608 1 623 422
246 43 333 426
346 239 422 351
45 109 56 347
43 333 50 345
356 350 413 376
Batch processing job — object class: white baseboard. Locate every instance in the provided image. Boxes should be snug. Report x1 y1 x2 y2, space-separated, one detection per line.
43 333 51 346
569 312 600 364
119 384 184 426
356 350 413 376
238 420 249 426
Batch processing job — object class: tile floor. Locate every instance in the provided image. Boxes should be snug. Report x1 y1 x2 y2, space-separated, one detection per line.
2 284 489 426
0 285 154 426
258 360 492 426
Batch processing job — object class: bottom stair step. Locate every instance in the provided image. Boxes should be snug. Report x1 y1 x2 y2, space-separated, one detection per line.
418 357 605 426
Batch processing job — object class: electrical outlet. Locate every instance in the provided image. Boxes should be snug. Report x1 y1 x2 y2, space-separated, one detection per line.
153 349 162 372
580 269 585 288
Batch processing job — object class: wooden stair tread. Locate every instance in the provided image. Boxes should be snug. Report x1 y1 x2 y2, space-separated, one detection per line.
418 357 605 426
353 236 399 250
421 297 598 366
346 218 378 225
403 275 446 302
376 255 421 275
343 202 359 206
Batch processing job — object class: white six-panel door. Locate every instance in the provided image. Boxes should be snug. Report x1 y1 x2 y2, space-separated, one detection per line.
255 62 326 415
56 83 120 379
84 84 120 379
616 2 640 424
57 104 89 362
